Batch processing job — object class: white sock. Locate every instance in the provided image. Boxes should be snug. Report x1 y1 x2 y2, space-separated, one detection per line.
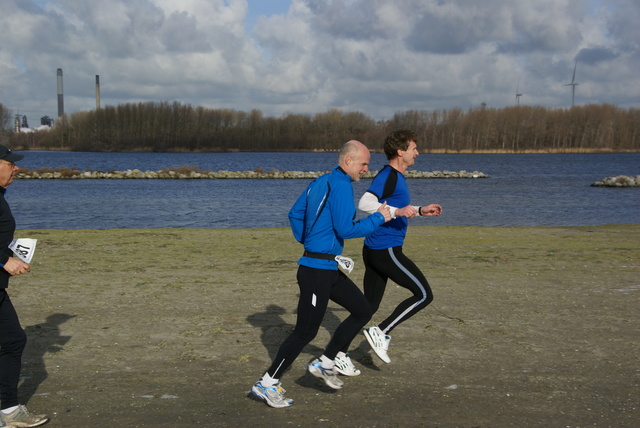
337 351 347 358
1 405 19 414
320 354 335 369
260 372 278 387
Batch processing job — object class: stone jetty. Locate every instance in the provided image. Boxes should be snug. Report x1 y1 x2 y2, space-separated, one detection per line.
591 175 640 187
16 168 488 180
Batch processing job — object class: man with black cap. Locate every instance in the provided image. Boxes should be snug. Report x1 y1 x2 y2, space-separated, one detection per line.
0 145 49 427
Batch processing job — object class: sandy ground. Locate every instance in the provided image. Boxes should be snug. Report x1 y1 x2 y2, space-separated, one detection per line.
7 225 639 427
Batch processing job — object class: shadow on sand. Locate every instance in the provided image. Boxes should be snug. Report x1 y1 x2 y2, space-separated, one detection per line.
20 313 75 403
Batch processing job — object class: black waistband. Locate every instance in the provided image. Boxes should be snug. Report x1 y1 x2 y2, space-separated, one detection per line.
303 251 337 260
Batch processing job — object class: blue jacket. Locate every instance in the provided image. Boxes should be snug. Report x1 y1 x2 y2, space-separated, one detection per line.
364 165 410 249
289 166 385 270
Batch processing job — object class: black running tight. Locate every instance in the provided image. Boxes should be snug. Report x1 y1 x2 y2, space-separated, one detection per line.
266 266 372 379
362 246 433 335
0 290 27 409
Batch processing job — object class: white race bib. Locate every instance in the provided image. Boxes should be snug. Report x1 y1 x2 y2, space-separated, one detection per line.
334 255 354 274
9 238 37 264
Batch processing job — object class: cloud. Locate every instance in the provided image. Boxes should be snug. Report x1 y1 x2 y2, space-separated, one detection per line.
1 0 638 124
576 47 619 65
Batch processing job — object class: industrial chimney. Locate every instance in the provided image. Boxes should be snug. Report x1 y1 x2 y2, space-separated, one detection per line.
57 68 64 117
95 75 101 110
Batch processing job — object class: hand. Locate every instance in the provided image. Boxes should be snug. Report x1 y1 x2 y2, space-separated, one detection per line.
395 205 418 218
377 201 392 222
420 204 443 216
3 257 31 276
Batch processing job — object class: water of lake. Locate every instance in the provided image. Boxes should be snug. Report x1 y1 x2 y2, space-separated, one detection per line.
9 151 640 229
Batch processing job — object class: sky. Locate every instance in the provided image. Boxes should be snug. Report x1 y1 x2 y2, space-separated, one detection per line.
1 0 639 124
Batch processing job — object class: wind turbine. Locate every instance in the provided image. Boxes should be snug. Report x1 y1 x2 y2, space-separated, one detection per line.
565 59 578 107
515 80 523 106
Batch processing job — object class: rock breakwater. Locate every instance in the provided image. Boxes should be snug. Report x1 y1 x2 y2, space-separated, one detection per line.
16 168 488 180
591 175 640 187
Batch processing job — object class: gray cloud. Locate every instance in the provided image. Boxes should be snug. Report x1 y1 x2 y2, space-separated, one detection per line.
1 0 638 123
576 47 619 65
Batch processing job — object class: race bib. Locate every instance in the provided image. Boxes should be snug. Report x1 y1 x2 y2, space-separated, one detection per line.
334 255 354 274
9 238 37 264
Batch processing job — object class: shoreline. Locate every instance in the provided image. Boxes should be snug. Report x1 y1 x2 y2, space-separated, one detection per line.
19 223 640 230
18 146 640 154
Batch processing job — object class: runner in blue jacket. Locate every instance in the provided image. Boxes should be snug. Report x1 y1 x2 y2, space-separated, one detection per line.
332 130 443 373
251 140 391 408
359 130 442 365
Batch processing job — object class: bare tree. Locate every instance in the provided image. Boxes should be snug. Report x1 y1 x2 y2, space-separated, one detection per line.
0 104 13 145
22 102 640 153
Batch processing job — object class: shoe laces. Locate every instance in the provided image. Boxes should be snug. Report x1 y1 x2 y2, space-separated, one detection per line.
264 383 287 400
5 405 34 421
315 361 337 376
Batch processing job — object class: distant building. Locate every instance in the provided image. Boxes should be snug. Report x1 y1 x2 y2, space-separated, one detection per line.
21 115 29 128
41 116 54 127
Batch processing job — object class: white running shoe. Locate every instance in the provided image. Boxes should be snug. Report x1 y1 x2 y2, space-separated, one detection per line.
307 358 344 389
0 404 48 427
251 381 294 408
334 351 361 376
364 326 391 363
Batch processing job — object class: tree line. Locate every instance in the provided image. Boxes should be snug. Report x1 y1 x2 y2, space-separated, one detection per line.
3 101 639 152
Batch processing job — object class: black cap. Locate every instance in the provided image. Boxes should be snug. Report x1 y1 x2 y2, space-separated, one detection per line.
0 145 24 163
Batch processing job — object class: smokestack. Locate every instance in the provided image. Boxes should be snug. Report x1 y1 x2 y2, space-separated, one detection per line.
96 75 100 110
57 68 64 117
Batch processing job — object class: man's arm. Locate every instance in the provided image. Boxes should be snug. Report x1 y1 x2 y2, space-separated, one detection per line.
359 191 397 216
416 204 443 216
332 183 387 239
2 257 30 276
288 190 308 244
359 192 417 218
